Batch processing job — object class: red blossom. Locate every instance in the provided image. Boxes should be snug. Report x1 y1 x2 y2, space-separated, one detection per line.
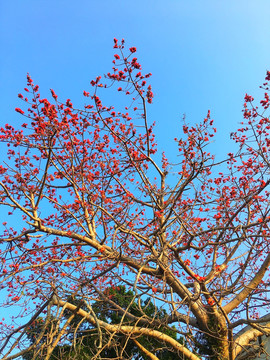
244 94 254 102
50 89 58 100
0 165 7 174
207 298 215 306
214 213 222 220
15 108 24 115
146 85 154 103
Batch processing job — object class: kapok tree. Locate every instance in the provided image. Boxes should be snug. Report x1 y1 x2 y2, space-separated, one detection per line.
0 38 270 360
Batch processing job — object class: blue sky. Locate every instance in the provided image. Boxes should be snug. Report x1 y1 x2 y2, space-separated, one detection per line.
1 0 270 162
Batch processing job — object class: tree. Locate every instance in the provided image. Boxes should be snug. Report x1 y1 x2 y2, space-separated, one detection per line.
23 286 184 359
0 38 270 360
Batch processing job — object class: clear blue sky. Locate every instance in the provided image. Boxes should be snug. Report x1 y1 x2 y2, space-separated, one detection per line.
1 0 270 161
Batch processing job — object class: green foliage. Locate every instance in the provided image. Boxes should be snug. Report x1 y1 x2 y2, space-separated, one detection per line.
23 286 185 359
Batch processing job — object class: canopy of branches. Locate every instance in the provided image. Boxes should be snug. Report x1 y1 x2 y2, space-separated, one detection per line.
0 39 270 360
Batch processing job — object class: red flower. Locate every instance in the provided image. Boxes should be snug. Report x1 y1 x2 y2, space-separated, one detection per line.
15 108 24 115
0 165 7 174
50 89 58 100
214 213 221 220
114 54 120 60
155 210 163 218
129 47 137 53
146 85 153 104
244 94 254 102
207 298 215 306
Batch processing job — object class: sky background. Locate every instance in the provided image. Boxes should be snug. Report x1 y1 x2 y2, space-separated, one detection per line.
0 0 270 352
1 0 270 162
